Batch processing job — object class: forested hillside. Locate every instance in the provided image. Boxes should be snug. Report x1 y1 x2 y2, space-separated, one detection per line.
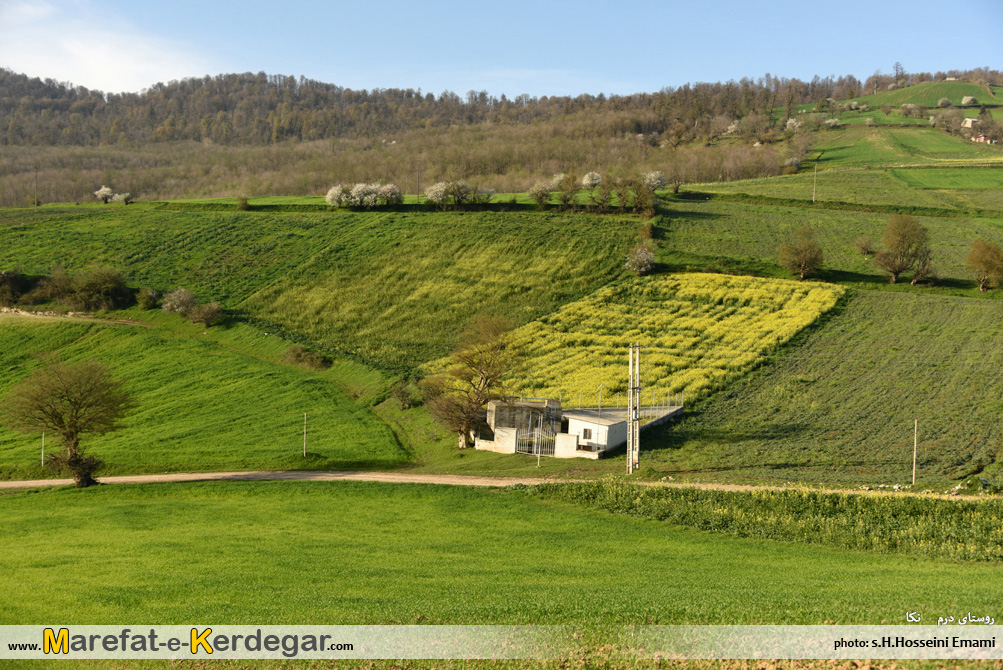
4 67 1001 147
2 66 1001 206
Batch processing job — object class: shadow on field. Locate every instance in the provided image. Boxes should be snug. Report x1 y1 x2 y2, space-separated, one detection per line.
659 207 723 223
820 268 977 291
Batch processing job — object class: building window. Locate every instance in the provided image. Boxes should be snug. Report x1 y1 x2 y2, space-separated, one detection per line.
582 428 592 441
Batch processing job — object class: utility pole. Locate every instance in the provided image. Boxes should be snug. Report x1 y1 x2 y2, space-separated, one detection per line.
912 419 918 486
812 163 817 203
597 384 603 421
626 343 641 474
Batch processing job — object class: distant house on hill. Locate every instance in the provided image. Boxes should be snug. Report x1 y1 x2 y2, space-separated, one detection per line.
972 133 996 144
962 118 978 129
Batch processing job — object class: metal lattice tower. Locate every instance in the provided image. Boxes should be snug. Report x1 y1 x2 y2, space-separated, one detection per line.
626 343 641 474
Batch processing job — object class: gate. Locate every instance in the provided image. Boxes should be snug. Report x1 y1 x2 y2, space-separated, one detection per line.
515 416 557 457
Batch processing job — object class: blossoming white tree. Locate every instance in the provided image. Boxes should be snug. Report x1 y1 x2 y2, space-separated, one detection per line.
581 172 601 190
93 185 113 203
425 182 450 207
642 171 667 192
325 185 348 207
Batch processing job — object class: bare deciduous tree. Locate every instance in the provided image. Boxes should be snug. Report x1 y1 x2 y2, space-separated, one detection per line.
2 357 132 487
422 317 514 450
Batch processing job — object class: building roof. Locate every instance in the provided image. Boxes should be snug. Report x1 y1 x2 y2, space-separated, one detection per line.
563 410 626 427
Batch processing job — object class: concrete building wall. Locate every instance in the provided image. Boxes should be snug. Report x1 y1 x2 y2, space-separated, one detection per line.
474 426 518 454
605 421 628 450
554 432 581 459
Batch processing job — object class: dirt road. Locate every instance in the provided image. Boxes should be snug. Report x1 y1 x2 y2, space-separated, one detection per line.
0 470 558 490
0 469 951 499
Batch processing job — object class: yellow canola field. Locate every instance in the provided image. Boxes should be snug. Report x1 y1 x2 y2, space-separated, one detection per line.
507 273 844 405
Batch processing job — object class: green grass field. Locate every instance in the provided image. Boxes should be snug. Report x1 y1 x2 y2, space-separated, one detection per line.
890 167 1003 189
694 169 960 210
806 126 1003 167
660 199 1003 286
636 290 1003 487
4 480 1003 626
0 314 404 479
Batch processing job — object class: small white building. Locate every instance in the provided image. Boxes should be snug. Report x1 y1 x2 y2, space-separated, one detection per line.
562 411 628 455
474 398 680 460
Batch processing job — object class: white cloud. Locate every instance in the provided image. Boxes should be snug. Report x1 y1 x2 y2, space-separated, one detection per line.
0 0 217 93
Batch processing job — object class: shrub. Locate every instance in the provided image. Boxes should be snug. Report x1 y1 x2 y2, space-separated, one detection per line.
638 222 654 241
938 98 952 108
390 379 422 410
778 227 823 280
161 288 198 315
784 118 801 132
110 193 132 204
136 288 159 310
901 104 920 118
236 196 250 211
71 267 133 310
962 96 978 106
556 172 579 210
30 265 72 304
188 301 224 327
854 236 875 256
528 181 551 207
284 344 331 370
823 119 840 129
470 187 495 205
0 269 27 306
625 243 655 276
93 185 113 203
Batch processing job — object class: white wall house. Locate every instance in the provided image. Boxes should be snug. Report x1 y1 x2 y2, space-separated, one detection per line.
563 411 628 454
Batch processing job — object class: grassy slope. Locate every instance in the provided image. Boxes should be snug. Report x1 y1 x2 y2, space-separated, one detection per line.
638 290 1003 487
4 480 1003 626
694 127 1003 219
851 81 994 108
0 313 405 479
0 206 639 372
809 126 1003 166
659 199 1003 287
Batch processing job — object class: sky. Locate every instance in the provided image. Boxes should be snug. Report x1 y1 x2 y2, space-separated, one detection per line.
1 0 1000 97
